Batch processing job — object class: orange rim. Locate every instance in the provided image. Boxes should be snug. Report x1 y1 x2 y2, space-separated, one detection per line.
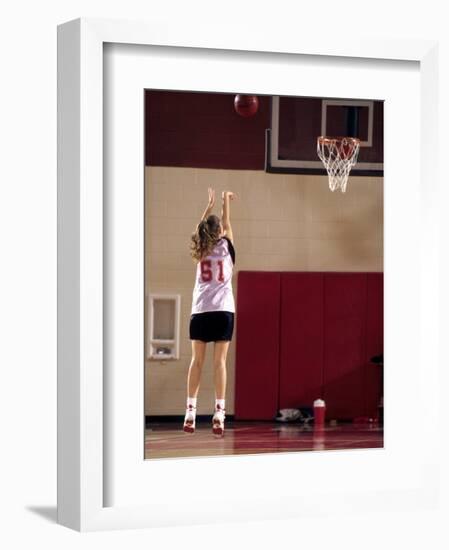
317 136 360 146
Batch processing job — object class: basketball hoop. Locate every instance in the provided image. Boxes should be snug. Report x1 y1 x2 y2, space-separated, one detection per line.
317 136 360 192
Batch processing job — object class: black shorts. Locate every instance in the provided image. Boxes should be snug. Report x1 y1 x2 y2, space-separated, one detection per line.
189 311 234 342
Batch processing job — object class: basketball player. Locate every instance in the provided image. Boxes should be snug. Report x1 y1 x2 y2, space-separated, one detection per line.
184 187 236 437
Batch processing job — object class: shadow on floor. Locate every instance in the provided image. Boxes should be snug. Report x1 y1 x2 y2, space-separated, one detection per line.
26 506 57 523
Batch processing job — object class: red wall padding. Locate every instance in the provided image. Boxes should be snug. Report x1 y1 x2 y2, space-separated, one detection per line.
279 273 324 409
234 272 281 420
323 273 367 419
364 273 384 417
234 271 383 421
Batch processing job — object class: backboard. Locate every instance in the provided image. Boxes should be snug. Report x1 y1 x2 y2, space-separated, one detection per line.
266 95 384 176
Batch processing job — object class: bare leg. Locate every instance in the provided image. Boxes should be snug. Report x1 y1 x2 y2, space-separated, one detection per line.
187 340 207 398
184 340 207 433
213 341 230 400
212 341 230 436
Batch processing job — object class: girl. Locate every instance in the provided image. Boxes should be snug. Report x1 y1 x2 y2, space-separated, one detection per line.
184 187 237 437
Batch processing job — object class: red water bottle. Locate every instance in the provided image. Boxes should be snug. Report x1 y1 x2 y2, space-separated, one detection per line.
314 399 326 429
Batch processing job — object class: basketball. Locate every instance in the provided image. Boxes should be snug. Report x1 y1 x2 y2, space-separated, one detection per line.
234 94 259 117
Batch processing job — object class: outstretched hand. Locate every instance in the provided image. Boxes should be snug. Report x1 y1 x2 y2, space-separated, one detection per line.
222 191 237 200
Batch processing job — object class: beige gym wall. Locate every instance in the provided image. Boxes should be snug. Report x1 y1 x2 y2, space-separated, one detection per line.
145 165 383 415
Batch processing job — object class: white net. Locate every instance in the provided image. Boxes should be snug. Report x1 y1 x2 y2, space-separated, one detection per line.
317 136 360 192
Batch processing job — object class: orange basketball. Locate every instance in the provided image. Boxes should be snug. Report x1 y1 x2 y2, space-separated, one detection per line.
234 94 259 117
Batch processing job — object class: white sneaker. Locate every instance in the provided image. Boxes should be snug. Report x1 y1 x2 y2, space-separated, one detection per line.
183 405 196 434
212 405 225 437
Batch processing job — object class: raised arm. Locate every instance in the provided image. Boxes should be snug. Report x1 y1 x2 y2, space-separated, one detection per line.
221 191 236 242
198 187 215 227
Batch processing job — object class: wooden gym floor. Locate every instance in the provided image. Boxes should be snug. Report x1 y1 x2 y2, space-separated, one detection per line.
145 420 383 460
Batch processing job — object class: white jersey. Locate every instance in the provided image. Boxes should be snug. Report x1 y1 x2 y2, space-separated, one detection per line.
191 237 236 314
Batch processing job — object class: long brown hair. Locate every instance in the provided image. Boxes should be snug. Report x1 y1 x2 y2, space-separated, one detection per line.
190 214 221 262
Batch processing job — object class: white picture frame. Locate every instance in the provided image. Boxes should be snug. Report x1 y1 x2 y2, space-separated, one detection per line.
57 17 443 531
